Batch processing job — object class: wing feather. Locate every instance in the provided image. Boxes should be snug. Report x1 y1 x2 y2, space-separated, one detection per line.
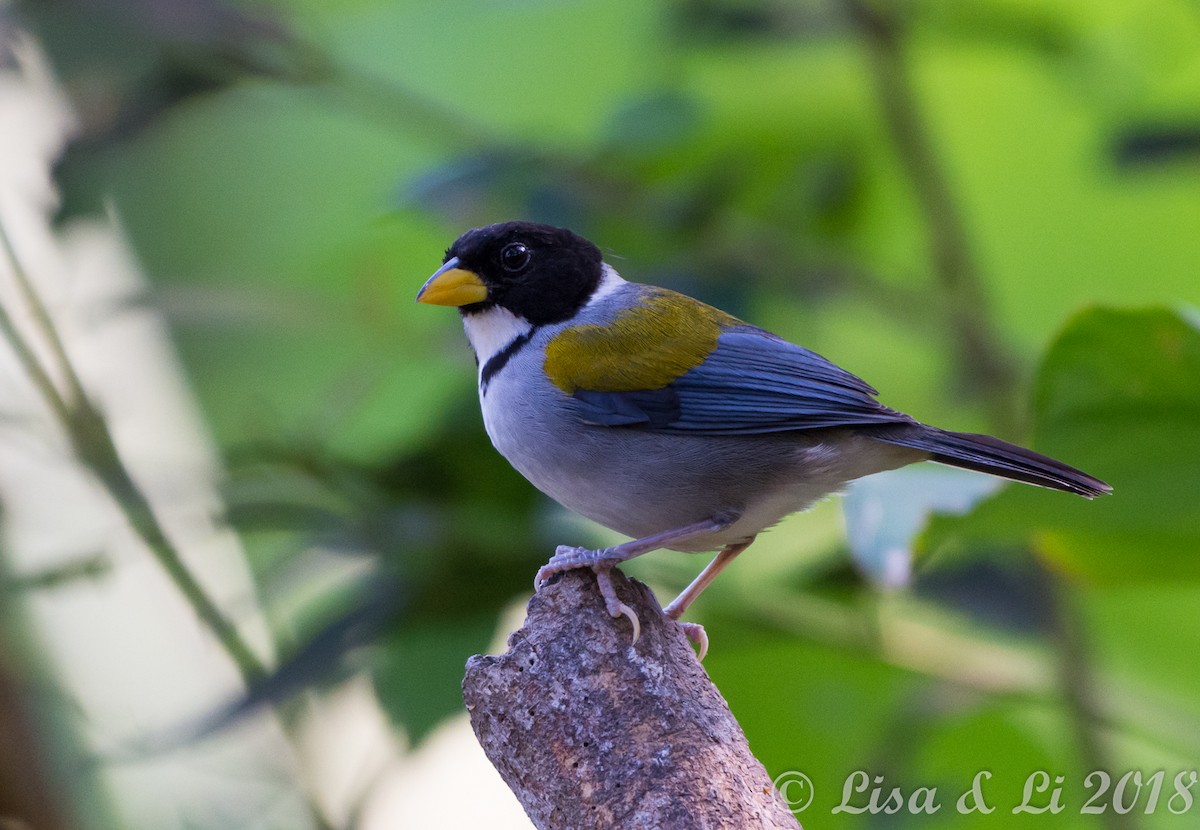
567 325 912 433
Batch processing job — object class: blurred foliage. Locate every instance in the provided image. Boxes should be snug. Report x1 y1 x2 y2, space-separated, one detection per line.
4 0 1200 827
925 307 1200 582
0 534 114 830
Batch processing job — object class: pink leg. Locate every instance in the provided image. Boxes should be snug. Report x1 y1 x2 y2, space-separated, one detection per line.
663 538 754 660
534 515 738 644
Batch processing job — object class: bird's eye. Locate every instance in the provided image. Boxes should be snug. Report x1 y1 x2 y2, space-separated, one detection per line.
500 242 531 273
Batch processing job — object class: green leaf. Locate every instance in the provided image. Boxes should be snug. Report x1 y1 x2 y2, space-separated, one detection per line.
371 614 497 745
923 306 1200 582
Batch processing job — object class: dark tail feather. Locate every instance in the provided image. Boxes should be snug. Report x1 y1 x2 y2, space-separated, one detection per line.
869 424 1112 498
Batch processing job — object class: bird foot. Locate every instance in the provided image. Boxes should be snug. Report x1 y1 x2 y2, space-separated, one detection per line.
535 546 641 644
534 544 620 585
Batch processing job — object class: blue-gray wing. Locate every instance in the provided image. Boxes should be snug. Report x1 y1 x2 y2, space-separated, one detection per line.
569 326 913 433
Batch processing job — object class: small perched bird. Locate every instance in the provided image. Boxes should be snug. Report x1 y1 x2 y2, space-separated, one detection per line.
418 221 1110 656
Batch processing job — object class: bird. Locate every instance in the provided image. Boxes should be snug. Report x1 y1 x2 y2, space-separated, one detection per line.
417 221 1110 657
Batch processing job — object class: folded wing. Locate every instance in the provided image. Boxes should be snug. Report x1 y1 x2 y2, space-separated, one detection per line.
569 325 913 433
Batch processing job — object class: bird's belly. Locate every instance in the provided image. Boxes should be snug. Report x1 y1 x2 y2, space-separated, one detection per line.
481 381 893 551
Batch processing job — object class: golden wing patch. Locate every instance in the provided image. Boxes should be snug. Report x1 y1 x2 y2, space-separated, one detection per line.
543 289 740 393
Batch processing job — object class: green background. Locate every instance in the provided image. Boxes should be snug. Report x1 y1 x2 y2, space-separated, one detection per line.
5 0 1200 827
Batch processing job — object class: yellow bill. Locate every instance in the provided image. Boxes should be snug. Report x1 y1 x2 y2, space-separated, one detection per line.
417 257 489 306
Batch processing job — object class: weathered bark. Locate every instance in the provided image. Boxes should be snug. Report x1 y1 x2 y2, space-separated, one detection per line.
463 569 802 830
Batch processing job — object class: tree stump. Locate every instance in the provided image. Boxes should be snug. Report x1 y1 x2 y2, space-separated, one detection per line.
463 568 802 830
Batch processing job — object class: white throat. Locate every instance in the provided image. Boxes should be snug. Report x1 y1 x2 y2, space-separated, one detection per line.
462 307 534 368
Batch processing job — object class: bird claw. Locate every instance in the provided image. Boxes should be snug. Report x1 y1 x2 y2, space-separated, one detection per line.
676 621 709 661
534 549 641 644
533 562 555 590
594 565 640 644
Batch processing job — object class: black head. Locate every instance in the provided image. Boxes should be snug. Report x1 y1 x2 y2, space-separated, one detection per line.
419 221 604 325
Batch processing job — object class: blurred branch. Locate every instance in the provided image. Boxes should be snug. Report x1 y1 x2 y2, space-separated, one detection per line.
0 676 71 830
321 62 501 153
463 569 801 829
159 576 402 750
753 580 1056 696
1114 124 1200 167
1046 569 1137 830
747 576 1198 765
1 222 341 830
0 242 75 431
0 222 268 688
0 597 75 830
849 1 1021 429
